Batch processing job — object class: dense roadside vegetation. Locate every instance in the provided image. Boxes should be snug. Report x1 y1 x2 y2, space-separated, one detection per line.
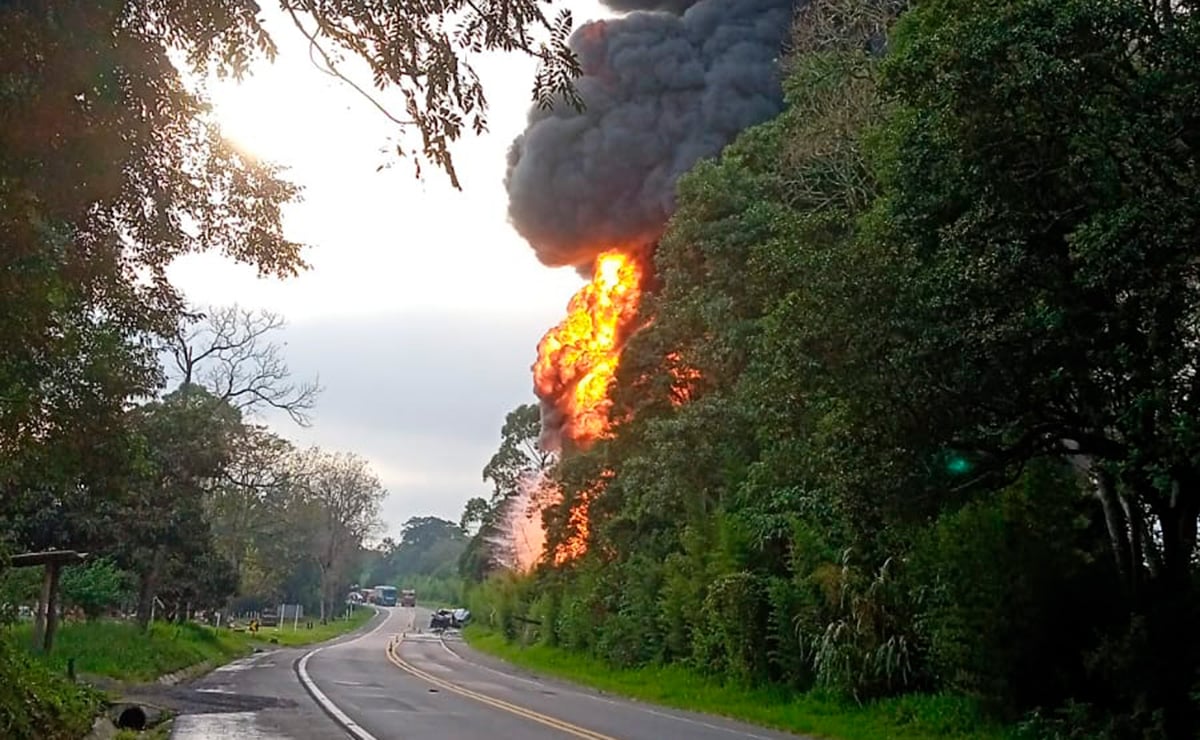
463 0 1200 737
0 639 100 740
465 626 1008 740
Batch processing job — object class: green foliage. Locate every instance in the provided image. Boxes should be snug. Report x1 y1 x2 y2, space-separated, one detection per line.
119 387 245 626
595 555 665 668
392 574 465 606
0 637 100 740
0 0 304 510
60 558 133 620
473 0 1200 732
13 620 249 682
693 572 769 684
859 0 1200 728
467 571 538 641
0 565 40 625
462 403 554 581
809 553 917 701
482 405 549 501
553 565 608 653
465 626 1010 740
369 517 469 588
906 464 1112 713
528 590 561 647
1013 699 1166 740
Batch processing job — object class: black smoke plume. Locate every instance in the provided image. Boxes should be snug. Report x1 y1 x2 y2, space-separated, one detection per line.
601 0 702 13
505 0 794 269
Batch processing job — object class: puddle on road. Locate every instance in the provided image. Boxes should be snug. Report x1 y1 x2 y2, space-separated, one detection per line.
173 711 291 739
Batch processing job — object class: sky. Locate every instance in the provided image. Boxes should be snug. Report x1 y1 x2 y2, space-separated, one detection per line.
167 3 615 537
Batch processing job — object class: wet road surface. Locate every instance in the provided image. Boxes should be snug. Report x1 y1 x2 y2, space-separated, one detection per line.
169 606 805 739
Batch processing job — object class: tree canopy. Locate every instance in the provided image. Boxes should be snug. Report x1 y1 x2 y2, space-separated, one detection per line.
466 0 1200 734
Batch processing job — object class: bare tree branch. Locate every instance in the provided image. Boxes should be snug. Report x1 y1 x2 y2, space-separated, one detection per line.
167 304 322 426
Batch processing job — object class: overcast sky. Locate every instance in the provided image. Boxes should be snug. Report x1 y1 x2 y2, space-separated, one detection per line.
168 4 614 536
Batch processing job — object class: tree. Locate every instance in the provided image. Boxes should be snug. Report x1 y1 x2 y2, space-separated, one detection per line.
399 517 465 552
270 0 582 187
825 0 1200 730
60 558 132 621
0 0 304 512
122 386 243 629
463 404 555 578
169 305 321 425
158 548 239 621
460 497 490 535
482 404 554 500
2 0 573 524
294 449 384 620
205 425 296 591
367 517 468 587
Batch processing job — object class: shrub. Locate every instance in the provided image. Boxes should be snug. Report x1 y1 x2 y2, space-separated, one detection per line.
595 555 664 668
61 558 133 620
528 590 560 647
0 636 100 740
906 463 1113 713
693 571 770 685
809 552 918 701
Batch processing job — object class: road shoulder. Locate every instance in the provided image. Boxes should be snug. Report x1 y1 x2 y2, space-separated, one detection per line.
165 608 386 739
438 631 809 739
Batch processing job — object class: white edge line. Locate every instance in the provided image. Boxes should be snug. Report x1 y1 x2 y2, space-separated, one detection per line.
297 648 378 740
295 606 395 740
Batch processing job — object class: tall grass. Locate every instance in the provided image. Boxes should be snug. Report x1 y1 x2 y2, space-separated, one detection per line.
13 620 250 682
11 606 376 682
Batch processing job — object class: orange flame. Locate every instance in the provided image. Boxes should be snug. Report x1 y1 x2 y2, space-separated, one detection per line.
534 249 644 447
552 470 612 566
552 492 592 566
666 351 701 405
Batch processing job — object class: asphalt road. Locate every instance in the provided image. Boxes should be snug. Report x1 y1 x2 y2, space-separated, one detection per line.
170 605 805 739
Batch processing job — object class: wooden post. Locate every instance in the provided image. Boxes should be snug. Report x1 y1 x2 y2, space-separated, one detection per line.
32 565 51 651
10 551 87 654
43 563 62 653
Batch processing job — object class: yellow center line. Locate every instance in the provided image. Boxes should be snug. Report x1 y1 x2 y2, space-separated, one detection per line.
385 636 619 740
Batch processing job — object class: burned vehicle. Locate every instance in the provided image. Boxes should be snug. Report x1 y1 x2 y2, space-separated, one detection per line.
429 608 471 632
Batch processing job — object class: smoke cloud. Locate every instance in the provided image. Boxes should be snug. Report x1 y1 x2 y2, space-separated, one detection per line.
601 0 702 13
505 0 794 269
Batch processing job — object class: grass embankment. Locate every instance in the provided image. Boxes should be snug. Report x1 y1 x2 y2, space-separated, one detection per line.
13 621 250 682
0 638 101 740
9 605 376 682
0 607 375 739
464 627 1013 740
262 604 375 647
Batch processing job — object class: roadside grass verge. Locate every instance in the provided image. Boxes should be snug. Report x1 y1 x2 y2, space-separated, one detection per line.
262 604 375 646
1 607 373 739
12 620 252 682
9 605 376 683
463 627 1014 740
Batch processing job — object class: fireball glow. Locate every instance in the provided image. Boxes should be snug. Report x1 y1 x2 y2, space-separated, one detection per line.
508 0 791 572
533 249 644 448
